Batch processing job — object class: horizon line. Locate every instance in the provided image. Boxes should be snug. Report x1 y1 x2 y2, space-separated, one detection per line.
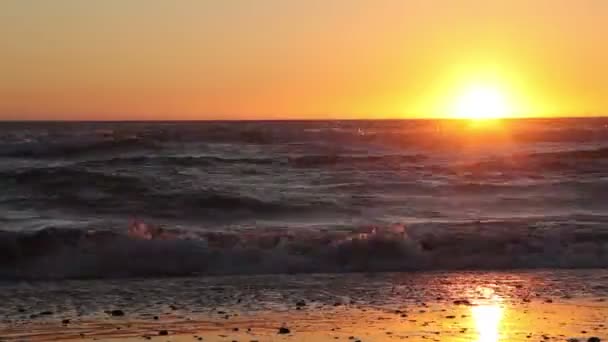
0 114 607 123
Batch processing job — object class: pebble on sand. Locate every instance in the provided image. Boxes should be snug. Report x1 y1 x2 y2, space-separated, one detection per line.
278 327 291 334
453 300 472 306
587 338 601 342
158 330 169 336
107 310 125 316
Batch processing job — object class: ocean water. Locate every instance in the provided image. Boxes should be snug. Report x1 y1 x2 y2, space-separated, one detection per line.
1 119 608 279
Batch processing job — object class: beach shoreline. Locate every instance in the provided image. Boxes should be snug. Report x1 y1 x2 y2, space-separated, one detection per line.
1 270 606 341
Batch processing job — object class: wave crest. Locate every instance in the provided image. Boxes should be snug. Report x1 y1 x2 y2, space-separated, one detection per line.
1 221 607 280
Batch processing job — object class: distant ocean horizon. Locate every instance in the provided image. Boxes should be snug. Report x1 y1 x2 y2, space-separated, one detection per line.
2 115 608 122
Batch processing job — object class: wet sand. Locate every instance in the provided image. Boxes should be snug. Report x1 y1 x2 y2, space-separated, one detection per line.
1 271 606 341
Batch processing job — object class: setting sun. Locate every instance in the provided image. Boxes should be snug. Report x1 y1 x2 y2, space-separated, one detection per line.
451 84 512 120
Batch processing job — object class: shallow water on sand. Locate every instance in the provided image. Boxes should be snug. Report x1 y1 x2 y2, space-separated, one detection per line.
1 270 607 341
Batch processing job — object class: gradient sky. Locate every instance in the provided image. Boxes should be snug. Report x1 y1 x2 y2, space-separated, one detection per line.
1 0 607 120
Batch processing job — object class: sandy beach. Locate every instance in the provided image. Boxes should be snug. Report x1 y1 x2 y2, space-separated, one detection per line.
1 271 606 342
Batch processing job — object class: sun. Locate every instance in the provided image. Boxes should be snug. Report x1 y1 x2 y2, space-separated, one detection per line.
450 84 512 120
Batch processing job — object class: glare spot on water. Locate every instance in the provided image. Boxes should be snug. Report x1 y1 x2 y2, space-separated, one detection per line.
471 292 503 342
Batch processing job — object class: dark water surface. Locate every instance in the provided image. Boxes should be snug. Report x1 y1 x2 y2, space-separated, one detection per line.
1 119 608 279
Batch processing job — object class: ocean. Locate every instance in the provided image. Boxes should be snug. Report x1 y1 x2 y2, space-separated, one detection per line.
1 118 608 280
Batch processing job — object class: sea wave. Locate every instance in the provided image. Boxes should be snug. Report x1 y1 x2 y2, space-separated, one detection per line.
530 147 608 161
0 137 157 158
460 146 608 175
1 221 606 280
1 167 147 195
76 153 426 169
287 154 426 168
0 167 339 217
82 155 277 167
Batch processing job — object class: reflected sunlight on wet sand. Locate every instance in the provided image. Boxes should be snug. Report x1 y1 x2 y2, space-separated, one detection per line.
1 272 606 342
4 292 606 342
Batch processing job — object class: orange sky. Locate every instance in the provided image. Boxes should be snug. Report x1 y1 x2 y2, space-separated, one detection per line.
1 0 607 120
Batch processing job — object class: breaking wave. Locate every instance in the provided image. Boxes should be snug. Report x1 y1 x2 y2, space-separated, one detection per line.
1 221 607 280
2 120 608 281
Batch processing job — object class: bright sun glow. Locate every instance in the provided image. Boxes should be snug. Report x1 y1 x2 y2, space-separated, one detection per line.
451 85 512 120
471 296 504 342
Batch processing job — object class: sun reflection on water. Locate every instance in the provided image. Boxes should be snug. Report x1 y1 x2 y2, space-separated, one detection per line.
471 290 504 342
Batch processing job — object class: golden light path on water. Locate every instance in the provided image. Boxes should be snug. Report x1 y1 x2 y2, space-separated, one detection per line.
471 288 504 342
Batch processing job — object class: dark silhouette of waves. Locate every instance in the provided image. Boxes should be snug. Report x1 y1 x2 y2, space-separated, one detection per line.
1 167 335 218
0 221 607 280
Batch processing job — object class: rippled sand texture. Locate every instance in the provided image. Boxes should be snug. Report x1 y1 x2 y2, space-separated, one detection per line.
1 271 606 341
